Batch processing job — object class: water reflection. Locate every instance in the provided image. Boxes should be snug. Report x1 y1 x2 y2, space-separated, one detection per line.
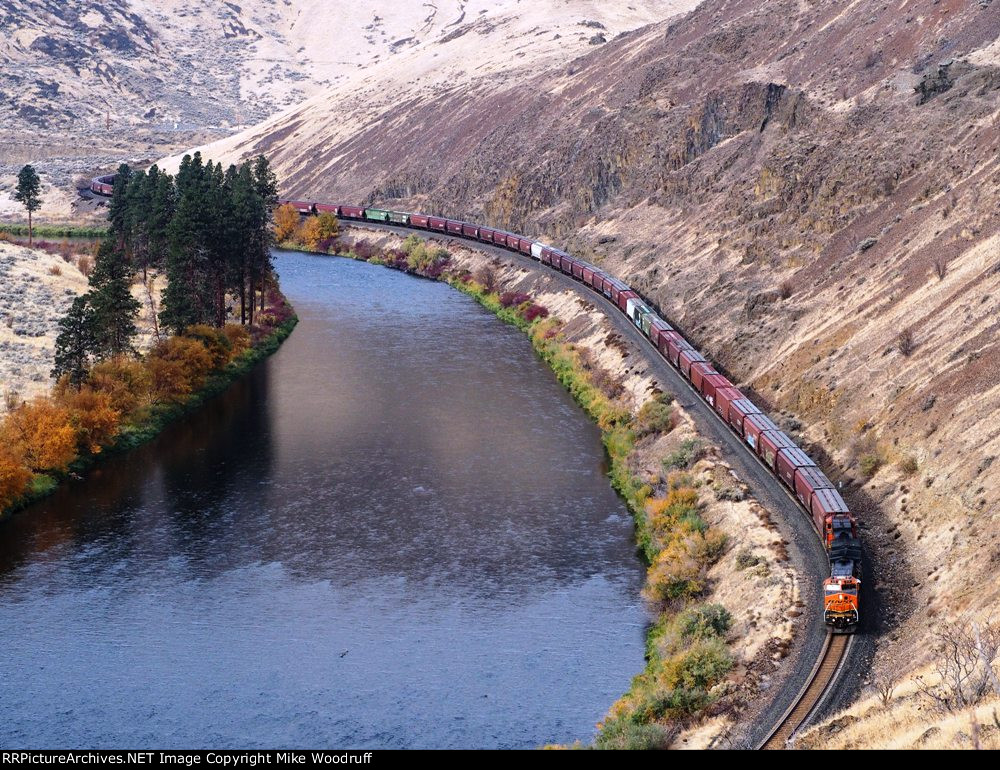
0 252 647 749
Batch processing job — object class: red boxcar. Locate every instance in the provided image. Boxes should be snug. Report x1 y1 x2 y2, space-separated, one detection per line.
666 338 693 367
649 319 672 349
446 220 464 235
690 362 717 393
572 261 585 280
540 247 555 266
562 256 578 276
710 383 741 418
743 412 779 452
428 217 447 232
518 238 533 256
758 430 797 472
710 388 738 421
794 466 834 511
657 330 683 358
776 446 817 489
315 203 339 214
581 265 595 286
478 227 495 243
727 397 761 435
678 348 707 379
494 231 511 248
617 289 638 312
288 200 315 214
339 205 364 219
702 374 735 406
409 214 429 228
462 223 479 238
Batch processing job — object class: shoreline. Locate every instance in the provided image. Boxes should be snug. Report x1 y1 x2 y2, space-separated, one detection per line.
278 236 794 748
0 314 297 523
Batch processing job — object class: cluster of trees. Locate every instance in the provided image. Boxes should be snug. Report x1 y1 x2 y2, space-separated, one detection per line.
0 152 293 514
0 324 254 512
112 153 278 331
52 153 278 387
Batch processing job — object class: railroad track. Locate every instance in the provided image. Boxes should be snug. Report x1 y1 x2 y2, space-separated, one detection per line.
758 632 851 749
339 221 854 748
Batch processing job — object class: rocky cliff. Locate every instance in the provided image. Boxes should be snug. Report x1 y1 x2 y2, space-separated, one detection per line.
190 0 1000 715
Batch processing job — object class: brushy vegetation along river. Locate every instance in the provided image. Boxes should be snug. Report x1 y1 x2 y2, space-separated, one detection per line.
0 250 647 749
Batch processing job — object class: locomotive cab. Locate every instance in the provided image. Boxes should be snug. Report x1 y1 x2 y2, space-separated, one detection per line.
824 560 860 632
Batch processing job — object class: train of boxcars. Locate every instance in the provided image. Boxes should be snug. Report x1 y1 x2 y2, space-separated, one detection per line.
90 177 863 632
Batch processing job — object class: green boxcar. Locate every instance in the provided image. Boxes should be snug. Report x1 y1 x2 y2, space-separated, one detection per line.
364 209 390 222
639 308 653 336
387 211 409 225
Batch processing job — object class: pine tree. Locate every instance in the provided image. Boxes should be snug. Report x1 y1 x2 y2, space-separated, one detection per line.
51 295 97 387
107 163 133 248
161 154 213 333
14 165 42 246
89 240 140 358
249 155 277 319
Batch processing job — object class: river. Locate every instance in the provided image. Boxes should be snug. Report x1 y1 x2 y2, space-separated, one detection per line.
0 250 647 749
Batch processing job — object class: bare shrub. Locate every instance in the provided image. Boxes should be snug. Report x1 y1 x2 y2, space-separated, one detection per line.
898 455 919 476
933 257 948 281
897 327 915 356
475 265 499 294
915 616 1000 712
77 255 93 277
872 671 896 706
778 280 794 299
48 264 62 276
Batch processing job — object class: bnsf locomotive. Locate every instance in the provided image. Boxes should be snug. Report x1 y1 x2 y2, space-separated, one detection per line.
90 177 863 632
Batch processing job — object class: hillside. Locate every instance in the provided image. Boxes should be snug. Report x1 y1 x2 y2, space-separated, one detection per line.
177 0 1000 735
0 0 693 220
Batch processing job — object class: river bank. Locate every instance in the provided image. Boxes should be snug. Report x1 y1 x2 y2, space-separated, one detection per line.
0 249 648 748
284 227 800 748
0 298 297 522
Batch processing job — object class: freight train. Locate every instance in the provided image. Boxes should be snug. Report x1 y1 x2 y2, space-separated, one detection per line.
90 177 863 632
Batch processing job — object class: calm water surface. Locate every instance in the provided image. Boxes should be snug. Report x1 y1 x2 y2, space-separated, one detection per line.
0 251 647 748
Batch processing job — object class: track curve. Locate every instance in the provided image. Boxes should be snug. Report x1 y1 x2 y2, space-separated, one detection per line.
85 174 857 745
335 221 846 747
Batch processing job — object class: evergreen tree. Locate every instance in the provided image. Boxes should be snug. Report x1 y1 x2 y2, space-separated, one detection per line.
14 165 42 246
107 163 133 248
147 166 175 271
160 153 213 333
51 295 97 387
125 168 151 273
89 240 140 357
249 155 277 318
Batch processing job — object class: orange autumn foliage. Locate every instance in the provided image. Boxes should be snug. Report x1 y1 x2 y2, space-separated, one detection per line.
57 385 121 454
222 323 251 356
0 446 32 511
147 336 214 403
184 324 233 369
88 357 153 416
295 216 325 250
274 203 300 242
0 397 78 473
